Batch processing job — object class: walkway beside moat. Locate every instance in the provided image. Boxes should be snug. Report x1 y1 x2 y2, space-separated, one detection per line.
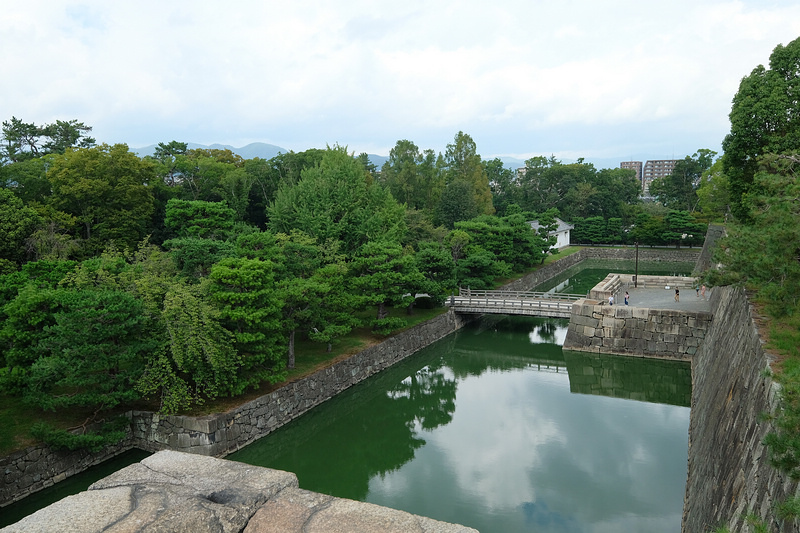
621 284 712 314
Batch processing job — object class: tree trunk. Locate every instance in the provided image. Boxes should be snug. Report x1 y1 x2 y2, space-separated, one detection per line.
377 301 388 320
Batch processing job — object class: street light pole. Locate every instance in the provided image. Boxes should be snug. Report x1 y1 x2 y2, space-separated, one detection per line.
635 241 639 288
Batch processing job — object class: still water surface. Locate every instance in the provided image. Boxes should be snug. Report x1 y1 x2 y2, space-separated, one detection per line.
229 314 691 533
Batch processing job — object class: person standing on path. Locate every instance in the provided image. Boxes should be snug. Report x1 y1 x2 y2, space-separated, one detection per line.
701 284 706 300
624 291 629 305
608 295 614 306
675 288 680 302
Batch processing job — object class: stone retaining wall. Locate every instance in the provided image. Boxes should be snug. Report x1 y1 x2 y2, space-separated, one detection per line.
0 435 134 508
682 287 800 532
563 301 712 360
503 247 700 293
129 309 471 456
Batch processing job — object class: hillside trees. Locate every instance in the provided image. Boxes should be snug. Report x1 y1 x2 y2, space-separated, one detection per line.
441 131 494 223
0 189 41 269
695 160 731 221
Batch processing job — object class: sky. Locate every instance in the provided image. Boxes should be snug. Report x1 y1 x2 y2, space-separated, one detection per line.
3 1 800 169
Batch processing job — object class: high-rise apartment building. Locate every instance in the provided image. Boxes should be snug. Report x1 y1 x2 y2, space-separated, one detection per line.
621 159 677 195
642 160 677 194
620 161 642 189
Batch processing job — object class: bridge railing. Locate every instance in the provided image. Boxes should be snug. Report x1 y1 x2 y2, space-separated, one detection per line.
456 288 585 301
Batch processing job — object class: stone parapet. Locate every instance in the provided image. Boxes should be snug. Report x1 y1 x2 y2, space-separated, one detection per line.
2 450 477 533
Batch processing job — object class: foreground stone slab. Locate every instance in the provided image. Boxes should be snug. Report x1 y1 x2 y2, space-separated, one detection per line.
245 486 478 533
2 450 477 533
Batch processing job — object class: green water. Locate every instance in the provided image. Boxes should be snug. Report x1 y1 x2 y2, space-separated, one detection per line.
229 315 691 532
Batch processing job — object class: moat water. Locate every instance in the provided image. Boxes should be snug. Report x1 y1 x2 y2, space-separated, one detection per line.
229 260 692 533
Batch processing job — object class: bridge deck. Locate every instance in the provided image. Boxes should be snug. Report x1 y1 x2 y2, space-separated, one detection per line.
447 289 583 318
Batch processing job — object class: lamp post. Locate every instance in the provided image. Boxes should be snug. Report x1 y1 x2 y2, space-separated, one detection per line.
634 241 639 288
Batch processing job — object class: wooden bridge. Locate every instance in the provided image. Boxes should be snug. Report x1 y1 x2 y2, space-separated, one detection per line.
446 288 584 318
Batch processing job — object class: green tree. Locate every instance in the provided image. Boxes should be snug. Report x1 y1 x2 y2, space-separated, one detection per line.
381 140 422 207
649 150 716 212
272 231 332 368
157 282 240 400
25 289 153 412
629 211 667 246
0 157 51 203
661 210 706 248
207 257 286 390
722 36 800 220
45 144 156 255
1 117 95 164
0 188 42 265
268 146 406 257
350 240 426 334
443 132 494 216
164 199 236 239
696 160 731 222
484 158 516 216
414 241 456 304
149 141 188 187
575 216 606 245
706 153 800 315
436 179 479 228
455 246 509 290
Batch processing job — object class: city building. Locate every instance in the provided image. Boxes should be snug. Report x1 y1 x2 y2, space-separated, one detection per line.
642 159 677 194
620 159 677 195
620 161 643 189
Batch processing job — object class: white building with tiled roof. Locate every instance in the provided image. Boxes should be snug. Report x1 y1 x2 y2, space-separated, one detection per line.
528 217 574 249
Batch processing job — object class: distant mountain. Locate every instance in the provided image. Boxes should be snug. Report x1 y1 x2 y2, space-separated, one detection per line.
132 142 289 160
132 142 389 169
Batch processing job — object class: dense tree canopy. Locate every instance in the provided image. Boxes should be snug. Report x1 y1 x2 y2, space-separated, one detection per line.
722 36 800 220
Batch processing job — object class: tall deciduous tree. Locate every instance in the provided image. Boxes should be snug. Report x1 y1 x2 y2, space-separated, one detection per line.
268 146 406 257
45 144 156 255
443 132 494 217
722 36 800 220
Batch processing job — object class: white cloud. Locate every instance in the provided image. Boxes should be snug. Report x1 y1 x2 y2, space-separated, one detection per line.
2 0 800 163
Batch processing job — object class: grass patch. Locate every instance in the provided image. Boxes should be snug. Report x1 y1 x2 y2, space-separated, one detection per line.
0 398 106 456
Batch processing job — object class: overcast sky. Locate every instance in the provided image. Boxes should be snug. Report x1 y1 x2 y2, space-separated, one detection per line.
3 1 800 168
